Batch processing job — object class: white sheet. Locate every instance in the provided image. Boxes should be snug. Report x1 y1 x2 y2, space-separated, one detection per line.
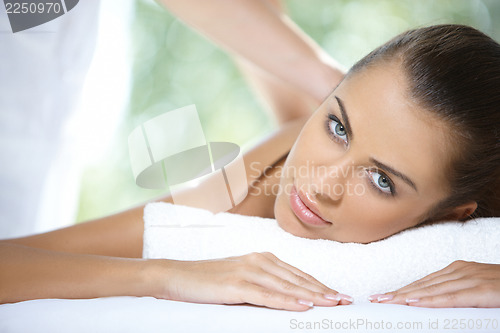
1 296 499 333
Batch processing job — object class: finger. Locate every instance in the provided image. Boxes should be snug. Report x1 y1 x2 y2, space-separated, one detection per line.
248 267 342 306
276 260 352 304
265 262 352 304
259 253 347 302
244 253 352 305
390 268 458 296
404 287 482 308
237 281 314 311
392 272 463 296
262 252 331 288
397 261 470 293
264 260 335 294
372 265 467 302
381 278 477 305
262 254 353 305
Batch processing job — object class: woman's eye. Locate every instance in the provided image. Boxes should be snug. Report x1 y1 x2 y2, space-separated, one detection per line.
327 114 348 145
367 169 394 195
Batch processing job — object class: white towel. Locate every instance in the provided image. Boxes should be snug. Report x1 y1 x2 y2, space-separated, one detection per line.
143 202 500 303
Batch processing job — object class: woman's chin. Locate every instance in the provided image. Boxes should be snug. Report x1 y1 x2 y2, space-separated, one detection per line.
275 211 325 240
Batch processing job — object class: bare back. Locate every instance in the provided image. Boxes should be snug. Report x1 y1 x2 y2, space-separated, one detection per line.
2 117 307 258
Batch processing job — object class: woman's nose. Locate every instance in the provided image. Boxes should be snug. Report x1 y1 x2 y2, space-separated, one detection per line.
310 159 353 202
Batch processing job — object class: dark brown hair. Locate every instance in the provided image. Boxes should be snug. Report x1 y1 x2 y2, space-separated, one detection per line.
349 24 500 221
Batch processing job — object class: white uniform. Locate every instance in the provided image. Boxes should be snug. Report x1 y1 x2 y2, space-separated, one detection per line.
0 1 100 238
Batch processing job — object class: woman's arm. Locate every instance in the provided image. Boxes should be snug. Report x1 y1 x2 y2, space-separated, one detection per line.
158 0 345 119
3 204 147 258
1 118 345 309
0 242 154 304
0 242 345 309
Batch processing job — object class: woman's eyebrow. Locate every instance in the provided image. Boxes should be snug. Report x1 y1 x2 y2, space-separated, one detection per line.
334 96 353 140
334 95 418 192
369 158 418 192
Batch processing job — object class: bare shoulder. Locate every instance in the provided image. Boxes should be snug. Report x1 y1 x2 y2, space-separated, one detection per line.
0 116 308 257
241 116 308 185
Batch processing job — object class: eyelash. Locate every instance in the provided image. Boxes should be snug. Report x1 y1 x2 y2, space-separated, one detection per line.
324 113 396 197
366 169 396 197
325 113 348 146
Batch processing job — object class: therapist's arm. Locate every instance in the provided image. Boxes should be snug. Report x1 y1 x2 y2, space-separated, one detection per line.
158 0 345 122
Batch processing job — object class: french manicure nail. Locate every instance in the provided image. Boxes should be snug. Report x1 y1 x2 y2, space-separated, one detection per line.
406 298 419 303
368 294 384 302
324 294 341 301
298 299 314 307
337 293 354 302
377 294 394 302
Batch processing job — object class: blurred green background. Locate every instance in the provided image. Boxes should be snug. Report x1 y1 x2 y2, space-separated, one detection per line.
75 0 500 223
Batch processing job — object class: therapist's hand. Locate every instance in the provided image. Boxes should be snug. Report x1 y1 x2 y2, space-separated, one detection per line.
150 252 352 311
369 260 500 308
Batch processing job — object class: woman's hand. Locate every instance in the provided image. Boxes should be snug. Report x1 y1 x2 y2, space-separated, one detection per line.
151 252 352 311
369 260 500 308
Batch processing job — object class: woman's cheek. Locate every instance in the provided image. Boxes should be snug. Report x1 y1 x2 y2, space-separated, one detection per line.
343 184 390 229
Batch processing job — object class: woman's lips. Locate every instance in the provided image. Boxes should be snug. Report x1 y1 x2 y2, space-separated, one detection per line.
289 185 331 227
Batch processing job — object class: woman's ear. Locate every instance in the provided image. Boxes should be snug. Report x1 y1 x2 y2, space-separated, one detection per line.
445 201 478 221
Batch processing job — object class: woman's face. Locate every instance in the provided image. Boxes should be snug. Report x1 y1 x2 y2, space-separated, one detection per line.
274 63 453 243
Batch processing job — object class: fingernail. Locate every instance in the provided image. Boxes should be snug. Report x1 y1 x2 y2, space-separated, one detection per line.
337 293 354 302
298 299 314 307
368 294 384 302
324 294 341 301
406 298 419 303
377 294 394 302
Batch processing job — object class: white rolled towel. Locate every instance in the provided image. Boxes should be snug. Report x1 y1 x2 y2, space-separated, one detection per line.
143 202 500 303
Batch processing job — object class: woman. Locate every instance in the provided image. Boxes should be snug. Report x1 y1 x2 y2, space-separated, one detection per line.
1 24 499 311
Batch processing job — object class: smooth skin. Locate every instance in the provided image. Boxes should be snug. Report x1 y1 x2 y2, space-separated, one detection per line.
370 261 500 308
0 119 349 309
3 63 499 309
274 62 475 243
272 61 500 308
0 0 346 310
158 252 348 310
1 0 499 310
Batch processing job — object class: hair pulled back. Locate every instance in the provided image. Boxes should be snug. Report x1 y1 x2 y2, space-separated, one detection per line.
349 24 500 220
